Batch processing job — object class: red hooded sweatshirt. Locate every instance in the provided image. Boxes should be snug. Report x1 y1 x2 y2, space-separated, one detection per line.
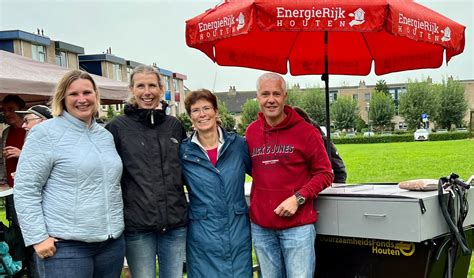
246 106 333 229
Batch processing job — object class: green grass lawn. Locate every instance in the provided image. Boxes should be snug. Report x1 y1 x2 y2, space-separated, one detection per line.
337 139 473 183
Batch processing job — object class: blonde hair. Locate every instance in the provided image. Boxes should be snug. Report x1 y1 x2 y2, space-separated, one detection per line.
51 70 100 117
127 65 164 107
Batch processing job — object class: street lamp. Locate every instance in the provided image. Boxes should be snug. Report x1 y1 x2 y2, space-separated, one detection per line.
366 103 372 132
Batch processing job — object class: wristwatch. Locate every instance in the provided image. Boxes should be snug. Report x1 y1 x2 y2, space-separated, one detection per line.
294 192 306 206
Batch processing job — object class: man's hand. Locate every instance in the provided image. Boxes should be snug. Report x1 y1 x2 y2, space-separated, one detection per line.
33 237 58 259
274 195 299 217
3 146 21 159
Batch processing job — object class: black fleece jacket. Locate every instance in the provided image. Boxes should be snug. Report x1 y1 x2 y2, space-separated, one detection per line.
106 102 188 232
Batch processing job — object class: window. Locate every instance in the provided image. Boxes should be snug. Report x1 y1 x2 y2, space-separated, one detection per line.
389 88 397 100
364 93 371 101
55 50 68 68
112 64 122 81
127 67 133 83
162 76 170 91
352 94 358 101
114 104 124 111
173 79 178 91
175 102 180 113
32 44 46 62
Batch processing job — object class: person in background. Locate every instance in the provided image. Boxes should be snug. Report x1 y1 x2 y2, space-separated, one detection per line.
180 89 252 277
10 105 53 180
13 70 125 277
16 105 53 133
106 65 188 278
0 95 27 187
246 72 333 278
0 95 27 277
293 106 347 183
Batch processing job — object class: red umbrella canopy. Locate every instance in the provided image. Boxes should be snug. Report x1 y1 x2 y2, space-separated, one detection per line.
186 0 465 76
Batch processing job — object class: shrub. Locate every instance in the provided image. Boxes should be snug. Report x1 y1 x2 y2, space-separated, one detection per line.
429 132 471 141
332 132 472 144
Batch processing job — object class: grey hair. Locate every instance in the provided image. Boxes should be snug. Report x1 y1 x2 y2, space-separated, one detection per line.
256 72 287 93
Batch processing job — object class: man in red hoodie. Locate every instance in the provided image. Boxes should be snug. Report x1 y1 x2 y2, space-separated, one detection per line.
246 72 333 278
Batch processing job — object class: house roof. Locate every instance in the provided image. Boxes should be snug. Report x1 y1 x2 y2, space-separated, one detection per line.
215 90 255 114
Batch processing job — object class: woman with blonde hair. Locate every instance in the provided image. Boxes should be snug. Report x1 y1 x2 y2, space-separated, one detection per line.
14 70 125 277
106 65 188 278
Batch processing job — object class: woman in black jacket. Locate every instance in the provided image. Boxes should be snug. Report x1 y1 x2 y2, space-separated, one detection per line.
293 107 347 183
106 65 187 278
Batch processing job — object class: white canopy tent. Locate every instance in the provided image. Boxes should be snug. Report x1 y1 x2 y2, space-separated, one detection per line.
0 50 129 106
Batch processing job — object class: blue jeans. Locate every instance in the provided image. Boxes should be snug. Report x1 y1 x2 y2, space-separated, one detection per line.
35 234 125 278
251 223 316 278
125 227 186 278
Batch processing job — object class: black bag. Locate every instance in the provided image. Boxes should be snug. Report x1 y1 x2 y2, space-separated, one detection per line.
0 222 26 262
3 195 26 261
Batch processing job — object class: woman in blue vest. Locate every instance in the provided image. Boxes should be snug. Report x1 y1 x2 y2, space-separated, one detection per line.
180 89 252 277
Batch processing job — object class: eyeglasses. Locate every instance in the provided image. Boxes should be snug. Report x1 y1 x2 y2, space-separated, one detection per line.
190 106 214 116
23 117 42 124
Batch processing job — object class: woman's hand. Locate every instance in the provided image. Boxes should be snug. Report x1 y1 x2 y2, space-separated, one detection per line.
33 237 58 259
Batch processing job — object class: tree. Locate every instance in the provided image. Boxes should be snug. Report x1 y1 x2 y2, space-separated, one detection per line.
286 87 303 107
355 115 368 132
299 87 326 124
369 91 395 131
432 79 468 130
238 99 260 134
399 80 438 130
106 105 116 120
331 96 358 131
375 80 390 95
98 105 117 123
176 113 193 133
218 100 236 132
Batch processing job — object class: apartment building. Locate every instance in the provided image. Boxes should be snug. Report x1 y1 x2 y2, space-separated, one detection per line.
79 51 127 82
158 67 187 116
334 80 407 129
0 29 84 69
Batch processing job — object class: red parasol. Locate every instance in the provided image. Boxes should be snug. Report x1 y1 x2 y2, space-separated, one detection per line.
186 0 466 150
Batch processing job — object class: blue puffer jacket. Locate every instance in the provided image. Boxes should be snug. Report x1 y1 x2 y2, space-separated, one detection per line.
13 112 124 246
180 127 252 278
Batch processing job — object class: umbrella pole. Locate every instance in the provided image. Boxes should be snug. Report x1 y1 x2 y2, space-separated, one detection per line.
321 31 332 162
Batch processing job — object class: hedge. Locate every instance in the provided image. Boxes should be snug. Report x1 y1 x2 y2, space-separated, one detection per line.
429 132 472 141
332 132 472 144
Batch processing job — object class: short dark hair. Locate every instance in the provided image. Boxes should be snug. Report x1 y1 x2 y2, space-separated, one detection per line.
2 95 26 110
184 89 218 116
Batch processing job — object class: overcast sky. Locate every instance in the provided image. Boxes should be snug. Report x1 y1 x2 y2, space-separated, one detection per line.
0 0 472 92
